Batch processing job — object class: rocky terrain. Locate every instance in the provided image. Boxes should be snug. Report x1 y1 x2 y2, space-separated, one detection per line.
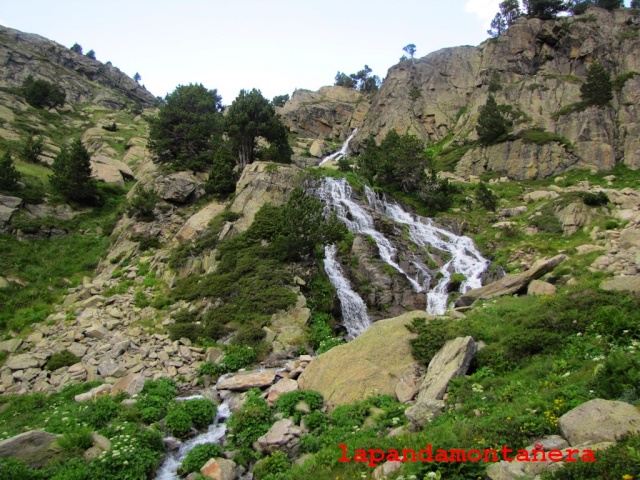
2 7 640 480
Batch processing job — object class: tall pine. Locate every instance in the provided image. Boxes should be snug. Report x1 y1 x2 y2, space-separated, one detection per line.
0 152 20 192
580 61 613 107
50 139 97 202
476 95 508 145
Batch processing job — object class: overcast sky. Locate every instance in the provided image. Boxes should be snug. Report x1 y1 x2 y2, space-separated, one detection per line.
0 1 632 103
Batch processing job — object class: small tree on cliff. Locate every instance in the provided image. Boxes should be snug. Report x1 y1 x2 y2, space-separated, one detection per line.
70 43 83 54
595 0 623 9
0 152 20 192
225 89 292 168
476 95 508 145
580 61 613 107
523 0 567 19
403 44 417 59
50 139 97 203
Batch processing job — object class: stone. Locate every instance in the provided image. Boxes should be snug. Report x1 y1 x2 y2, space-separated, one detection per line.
91 161 124 187
555 201 590 236
6 353 40 370
75 384 112 402
601 276 640 292
98 359 127 378
309 139 325 157
155 172 200 203
216 369 278 391
91 432 111 451
0 430 61 468
559 399 640 446
255 418 303 456
175 201 225 242
416 336 477 402
298 311 431 409
575 244 606 255
110 373 145 396
266 378 299 404
527 280 557 296
373 460 403 479
85 325 109 339
404 400 446 429
456 255 566 307
200 457 237 480
67 342 88 358
524 190 560 203
0 338 22 353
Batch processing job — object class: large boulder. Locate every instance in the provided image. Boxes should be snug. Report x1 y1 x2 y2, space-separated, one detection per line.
216 369 278 392
558 399 640 446
155 172 201 203
297 311 431 409
175 201 225 242
456 255 566 307
224 162 302 236
415 336 477 402
0 430 62 467
254 418 303 457
200 457 237 480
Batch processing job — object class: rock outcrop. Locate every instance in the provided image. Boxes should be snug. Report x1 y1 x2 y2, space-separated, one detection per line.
456 254 566 306
0 430 62 468
297 311 431 409
353 8 640 179
0 25 156 108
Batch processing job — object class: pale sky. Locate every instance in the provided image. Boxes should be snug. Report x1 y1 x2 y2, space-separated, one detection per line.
1 1 629 104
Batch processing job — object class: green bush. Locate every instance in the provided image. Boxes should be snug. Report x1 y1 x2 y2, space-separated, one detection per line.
45 350 80 371
165 407 193 438
18 135 44 164
219 345 257 372
227 389 274 451
178 443 224 475
21 75 65 109
57 426 93 452
168 322 203 342
253 451 291 479
581 191 609 206
0 458 44 480
0 152 20 192
522 128 572 148
80 396 121 428
274 390 324 423
590 350 640 402
181 398 218 429
475 182 498 211
407 317 455 367
127 186 159 221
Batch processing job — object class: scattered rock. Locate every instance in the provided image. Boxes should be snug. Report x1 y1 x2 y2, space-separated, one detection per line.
524 191 560 203
200 457 237 480
456 255 566 307
266 378 299 404
6 353 40 370
527 280 557 296
0 338 22 353
601 276 640 292
559 399 640 446
75 384 112 402
0 430 62 468
404 400 446 429
254 418 303 457
110 373 145 396
216 369 278 391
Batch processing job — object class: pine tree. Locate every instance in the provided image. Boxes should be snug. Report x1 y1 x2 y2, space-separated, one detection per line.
476 95 508 145
204 146 239 198
50 139 97 202
580 61 613 107
0 152 20 192
70 43 83 54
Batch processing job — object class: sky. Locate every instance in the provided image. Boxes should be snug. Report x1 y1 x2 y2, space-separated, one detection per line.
0 1 625 104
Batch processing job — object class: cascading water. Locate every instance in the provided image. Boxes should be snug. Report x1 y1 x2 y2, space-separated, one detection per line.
364 186 488 314
315 177 488 317
319 128 358 165
155 398 231 480
323 244 370 338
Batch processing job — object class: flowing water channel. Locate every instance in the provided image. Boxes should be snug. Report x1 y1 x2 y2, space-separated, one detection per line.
314 177 488 323
155 398 231 480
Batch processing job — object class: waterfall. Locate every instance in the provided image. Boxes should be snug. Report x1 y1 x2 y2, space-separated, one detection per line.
364 185 488 315
315 178 488 317
323 244 370 338
155 398 231 480
319 128 358 166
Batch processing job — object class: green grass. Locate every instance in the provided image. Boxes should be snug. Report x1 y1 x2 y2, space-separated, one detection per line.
0 183 129 333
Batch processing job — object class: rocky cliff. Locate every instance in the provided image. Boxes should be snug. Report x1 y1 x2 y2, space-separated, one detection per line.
0 25 157 109
280 8 640 179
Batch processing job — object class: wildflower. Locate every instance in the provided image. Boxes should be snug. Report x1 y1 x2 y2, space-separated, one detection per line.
622 475 633 480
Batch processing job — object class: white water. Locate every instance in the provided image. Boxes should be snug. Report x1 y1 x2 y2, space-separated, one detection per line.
364 185 488 314
319 128 358 165
315 178 488 317
155 399 231 480
323 244 371 338
315 178 423 292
